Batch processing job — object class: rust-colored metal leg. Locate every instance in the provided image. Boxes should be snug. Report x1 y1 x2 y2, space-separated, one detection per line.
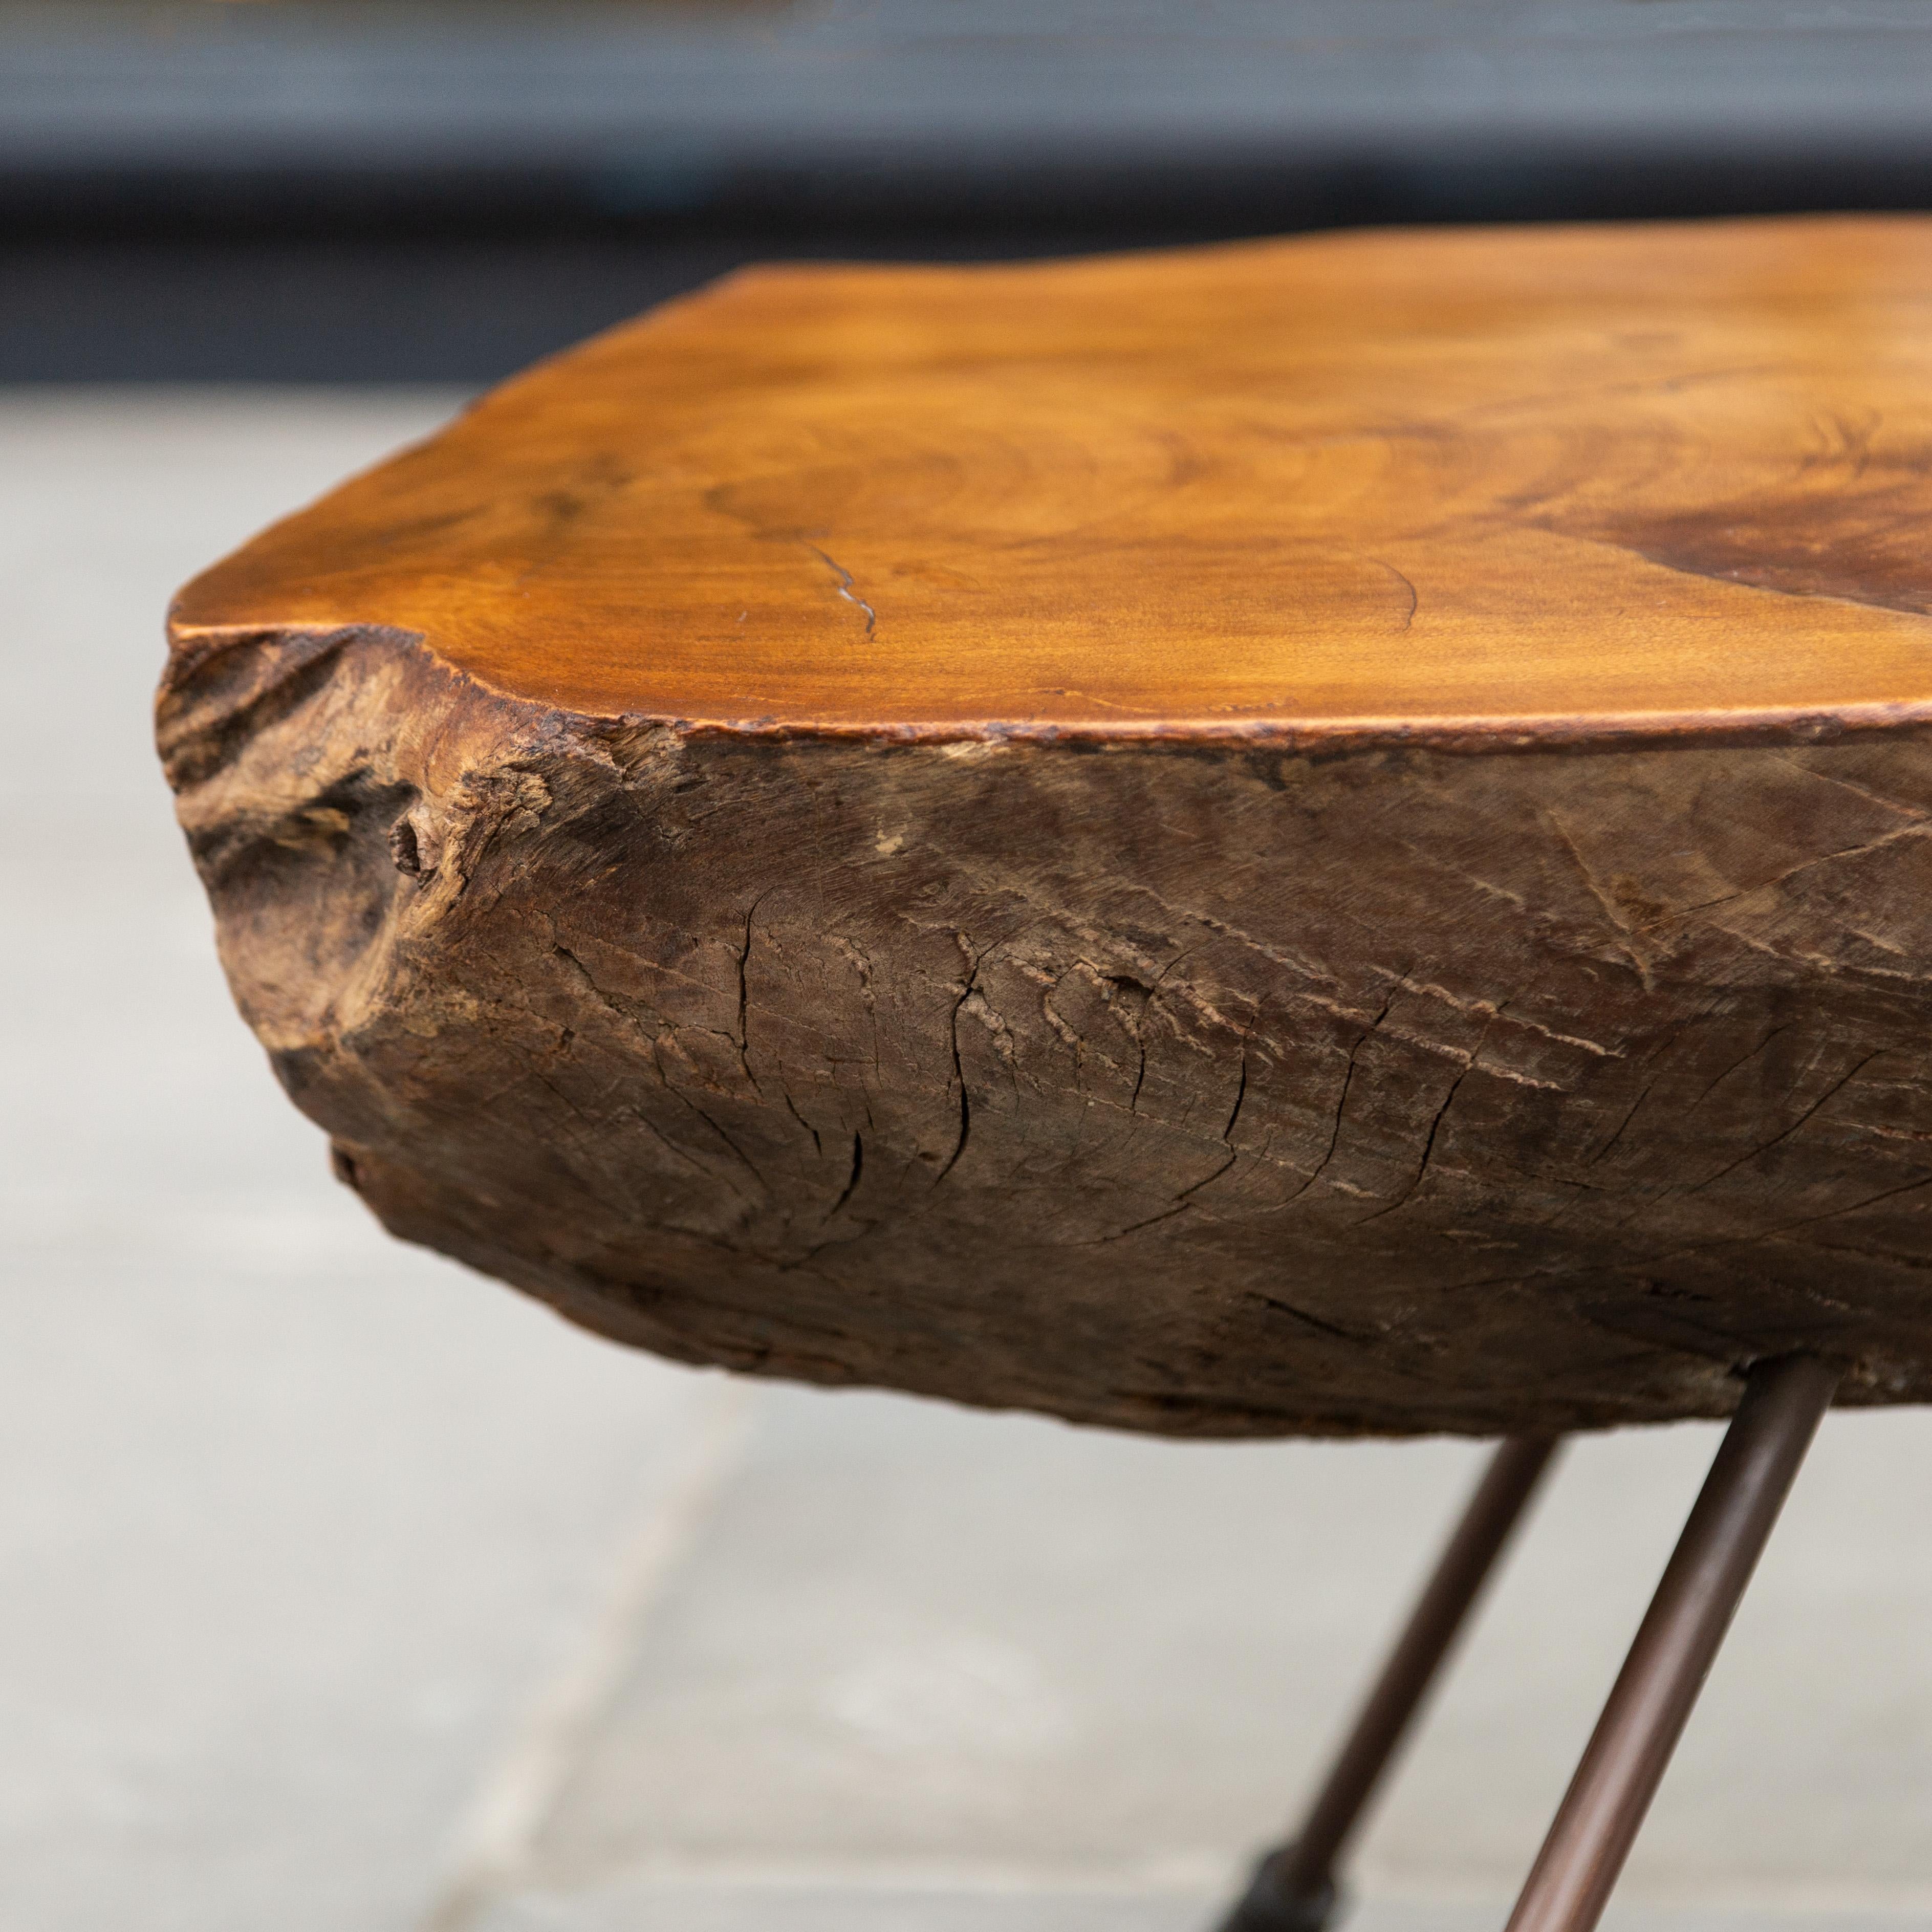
1504 1353 1839 1932
1214 1435 1561 1932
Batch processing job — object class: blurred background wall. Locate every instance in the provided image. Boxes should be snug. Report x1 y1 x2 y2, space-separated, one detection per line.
11 0 1932 383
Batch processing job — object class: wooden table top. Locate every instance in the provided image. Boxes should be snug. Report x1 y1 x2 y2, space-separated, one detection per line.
160 213 1932 1435
175 214 1932 745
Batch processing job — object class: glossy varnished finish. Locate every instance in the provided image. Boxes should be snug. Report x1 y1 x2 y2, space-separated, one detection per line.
160 220 1932 1436
176 216 1932 743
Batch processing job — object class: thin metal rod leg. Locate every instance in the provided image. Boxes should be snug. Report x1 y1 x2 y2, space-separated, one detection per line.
1505 1354 1840 1932
1214 1434 1561 1932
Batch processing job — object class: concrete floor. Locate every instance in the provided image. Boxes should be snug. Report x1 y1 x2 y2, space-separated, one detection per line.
4 392 1931 1932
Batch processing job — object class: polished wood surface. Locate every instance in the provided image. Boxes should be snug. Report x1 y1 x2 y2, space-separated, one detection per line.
176 215 1932 745
161 219 1932 1438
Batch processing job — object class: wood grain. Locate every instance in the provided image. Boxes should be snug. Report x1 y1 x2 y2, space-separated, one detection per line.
160 217 1932 1435
175 215 1932 743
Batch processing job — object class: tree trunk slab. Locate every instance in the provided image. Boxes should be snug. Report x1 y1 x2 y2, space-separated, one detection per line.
159 217 1932 1436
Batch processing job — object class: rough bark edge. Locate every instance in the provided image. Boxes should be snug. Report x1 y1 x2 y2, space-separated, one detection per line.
159 615 1918 1440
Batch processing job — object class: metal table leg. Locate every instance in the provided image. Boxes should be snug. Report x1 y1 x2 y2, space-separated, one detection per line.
1504 1353 1840 1932
1215 1434 1561 1932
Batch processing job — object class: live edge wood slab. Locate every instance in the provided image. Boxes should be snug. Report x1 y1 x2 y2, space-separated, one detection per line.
160 216 1932 1436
